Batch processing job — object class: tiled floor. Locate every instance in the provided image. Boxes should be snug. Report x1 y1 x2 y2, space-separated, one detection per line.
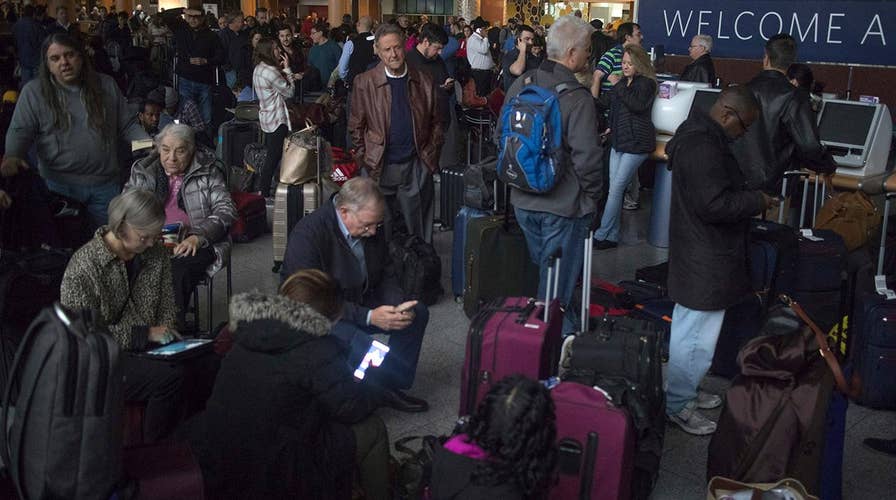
202 119 896 498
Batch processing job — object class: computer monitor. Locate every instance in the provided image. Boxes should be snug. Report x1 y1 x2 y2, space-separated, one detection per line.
689 88 721 117
816 99 892 176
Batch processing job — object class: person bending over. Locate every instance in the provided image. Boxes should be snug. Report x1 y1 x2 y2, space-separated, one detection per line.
60 190 184 442
193 270 390 500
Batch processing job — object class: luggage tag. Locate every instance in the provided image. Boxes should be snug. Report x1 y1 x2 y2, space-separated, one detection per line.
875 275 896 300
799 229 824 241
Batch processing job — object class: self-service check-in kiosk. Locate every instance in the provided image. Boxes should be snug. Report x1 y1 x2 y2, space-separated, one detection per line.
817 99 892 178
648 83 714 247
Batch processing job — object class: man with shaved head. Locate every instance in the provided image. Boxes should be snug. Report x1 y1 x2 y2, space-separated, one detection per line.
664 86 779 435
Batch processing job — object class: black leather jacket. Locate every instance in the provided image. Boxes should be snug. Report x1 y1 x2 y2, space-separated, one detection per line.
679 53 715 84
744 70 835 190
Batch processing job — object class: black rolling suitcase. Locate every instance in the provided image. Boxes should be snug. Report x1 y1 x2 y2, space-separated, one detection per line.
217 119 260 172
851 190 896 409
439 165 464 230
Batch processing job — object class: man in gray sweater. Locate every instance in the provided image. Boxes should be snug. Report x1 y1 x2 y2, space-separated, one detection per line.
2 33 148 227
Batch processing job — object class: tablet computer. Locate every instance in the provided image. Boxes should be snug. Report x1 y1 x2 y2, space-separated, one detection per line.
139 338 213 360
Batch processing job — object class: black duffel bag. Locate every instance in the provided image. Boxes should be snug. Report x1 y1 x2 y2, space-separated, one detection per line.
388 234 443 306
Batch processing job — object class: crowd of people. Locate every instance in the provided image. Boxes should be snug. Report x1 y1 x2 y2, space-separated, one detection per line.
2 3 886 499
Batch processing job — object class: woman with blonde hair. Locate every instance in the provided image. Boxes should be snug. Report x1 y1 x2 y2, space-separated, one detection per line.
593 44 657 249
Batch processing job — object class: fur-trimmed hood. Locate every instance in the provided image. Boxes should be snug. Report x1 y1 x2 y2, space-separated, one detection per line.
228 291 332 353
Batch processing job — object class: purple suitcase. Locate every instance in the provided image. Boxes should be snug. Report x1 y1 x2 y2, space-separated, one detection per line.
550 381 635 500
459 258 563 415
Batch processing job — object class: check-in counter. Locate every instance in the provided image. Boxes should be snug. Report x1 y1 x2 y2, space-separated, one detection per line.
647 136 673 248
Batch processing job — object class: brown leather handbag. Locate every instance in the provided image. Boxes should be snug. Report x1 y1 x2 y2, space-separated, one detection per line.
813 180 882 251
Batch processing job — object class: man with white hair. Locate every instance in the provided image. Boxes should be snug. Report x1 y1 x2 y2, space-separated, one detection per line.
680 34 716 84
503 15 606 334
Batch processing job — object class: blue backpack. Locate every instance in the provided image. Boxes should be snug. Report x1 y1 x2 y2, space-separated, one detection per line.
496 80 569 193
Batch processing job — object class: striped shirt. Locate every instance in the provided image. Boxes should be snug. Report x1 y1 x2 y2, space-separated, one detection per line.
596 44 624 95
253 62 294 134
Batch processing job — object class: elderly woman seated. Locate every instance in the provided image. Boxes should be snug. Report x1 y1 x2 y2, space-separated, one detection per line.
125 122 237 331
61 190 183 442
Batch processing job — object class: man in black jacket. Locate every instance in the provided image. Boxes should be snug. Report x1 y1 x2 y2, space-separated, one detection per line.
665 87 778 435
680 34 715 84
218 11 250 89
743 34 835 190
163 7 224 127
407 23 452 130
280 178 430 413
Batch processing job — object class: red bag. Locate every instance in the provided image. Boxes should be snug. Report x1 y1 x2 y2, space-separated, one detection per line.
229 191 266 243
330 147 359 186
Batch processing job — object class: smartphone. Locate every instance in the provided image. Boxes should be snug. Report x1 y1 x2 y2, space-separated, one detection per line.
353 340 390 380
395 300 417 314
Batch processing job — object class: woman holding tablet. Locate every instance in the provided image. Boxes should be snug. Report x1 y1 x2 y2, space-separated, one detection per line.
193 270 391 500
60 189 184 443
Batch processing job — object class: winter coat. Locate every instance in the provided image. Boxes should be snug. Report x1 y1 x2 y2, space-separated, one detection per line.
666 110 766 311
744 70 836 190
680 53 716 84
60 228 177 350
604 74 657 154
431 442 524 500
279 199 404 326
504 60 606 219
192 292 381 500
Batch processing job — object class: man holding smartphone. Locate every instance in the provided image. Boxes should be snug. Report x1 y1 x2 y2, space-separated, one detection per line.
406 23 453 131
280 178 431 413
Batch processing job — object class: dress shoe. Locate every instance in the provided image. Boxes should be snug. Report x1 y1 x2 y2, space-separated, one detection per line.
863 437 896 457
594 240 618 250
381 389 429 413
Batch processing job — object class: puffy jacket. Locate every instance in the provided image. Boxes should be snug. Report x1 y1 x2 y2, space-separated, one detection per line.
680 53 716 84
745 70 835 190
604 74 657 154
348 62 444 178
192 292 381 500
666 110 766 311
126 147 236 249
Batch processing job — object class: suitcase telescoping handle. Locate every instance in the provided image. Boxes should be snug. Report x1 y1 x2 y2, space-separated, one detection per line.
543 249 562 323
878 192 894 276
778 170 811 225
579 431 599 500
580 232 594 333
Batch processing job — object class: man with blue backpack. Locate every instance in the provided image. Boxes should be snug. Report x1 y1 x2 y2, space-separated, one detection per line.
497 15 607 334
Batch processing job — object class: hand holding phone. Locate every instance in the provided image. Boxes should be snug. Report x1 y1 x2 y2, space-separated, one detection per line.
354 340 390 380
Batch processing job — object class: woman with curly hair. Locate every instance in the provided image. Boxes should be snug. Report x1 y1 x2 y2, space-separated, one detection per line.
431 375 558 499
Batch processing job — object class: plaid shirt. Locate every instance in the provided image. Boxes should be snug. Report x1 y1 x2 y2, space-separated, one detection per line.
177 98 206 132
253 62 294 133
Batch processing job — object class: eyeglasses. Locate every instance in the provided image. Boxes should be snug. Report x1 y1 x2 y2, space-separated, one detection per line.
360 221 384 234
724 105 749 131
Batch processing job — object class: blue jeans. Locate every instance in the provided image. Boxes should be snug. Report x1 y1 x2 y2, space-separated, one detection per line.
177 77 212 127
330 303 429 391
44 179 121 230
225 70 236 89
515 207 590 334
594 148 649 242
665 303 726 414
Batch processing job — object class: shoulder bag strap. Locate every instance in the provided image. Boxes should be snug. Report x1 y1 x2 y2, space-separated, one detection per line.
783 295 859 398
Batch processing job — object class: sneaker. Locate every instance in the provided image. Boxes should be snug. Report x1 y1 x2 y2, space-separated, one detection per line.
667 403 717 435
622 200 641 210
696 391 722 410
594 240 618 250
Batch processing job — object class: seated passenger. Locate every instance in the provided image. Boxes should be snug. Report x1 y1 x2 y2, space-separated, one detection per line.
280 177 430 413
194 270 390 500
60 189 183 442
124 123 236 331
431 375 558 499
